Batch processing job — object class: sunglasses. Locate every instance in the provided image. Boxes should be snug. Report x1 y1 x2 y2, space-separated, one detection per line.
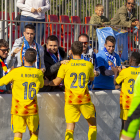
80 42 88 45
0 48 9 53
127 2 135 6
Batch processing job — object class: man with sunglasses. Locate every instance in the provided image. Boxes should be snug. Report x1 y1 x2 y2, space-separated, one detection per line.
93 36 121 90
0 39 11 93
111 0 139 28
68 34 99 90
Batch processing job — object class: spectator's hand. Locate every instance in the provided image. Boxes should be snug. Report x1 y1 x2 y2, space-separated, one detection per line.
111 65 118 74
118 66 122 73
11 47 21 57
60 60 70 65
31 7 37 13
37 7 42 12
41 68 46 73
94 70 99 77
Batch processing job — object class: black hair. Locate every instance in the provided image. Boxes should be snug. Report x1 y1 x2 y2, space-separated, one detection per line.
131 52 140 65
71 41 83 56
24 24 35 31
105 36 116 44
78 33 89 42
46 35 59 44
0 39 9 48
25 48 37 64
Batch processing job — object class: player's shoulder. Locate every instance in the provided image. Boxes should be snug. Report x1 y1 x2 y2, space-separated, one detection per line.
10 66 23 72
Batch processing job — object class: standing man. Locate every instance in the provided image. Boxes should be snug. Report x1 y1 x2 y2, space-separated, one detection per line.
45 41 97 140
0 48 44 140
6 24 45 73
111 0 139 27
93 36 121 90
39 35 69 92
0 39 11 93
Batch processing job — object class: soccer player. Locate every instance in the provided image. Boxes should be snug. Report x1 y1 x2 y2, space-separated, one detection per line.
0 48 44 140
45 41 97 140
121 74 140 140
112 52 140 139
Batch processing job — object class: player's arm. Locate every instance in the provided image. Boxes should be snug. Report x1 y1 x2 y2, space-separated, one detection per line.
0 71 13 86
114 69 125 85
111 65 119 85
89 63 94 81
44 64 65 86
44 77 63 86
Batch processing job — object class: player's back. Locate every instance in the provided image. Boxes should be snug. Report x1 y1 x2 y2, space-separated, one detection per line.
58 59 94 104
121 66 140 95
11 66 44 115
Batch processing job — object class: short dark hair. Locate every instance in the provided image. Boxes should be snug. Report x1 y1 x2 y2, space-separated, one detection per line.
0 39 9 48
131 52 140 65
105 36 116 44
25 48 37 64
78 33 89 42
24 24 35 32
71 41 83 56
46 35 59 44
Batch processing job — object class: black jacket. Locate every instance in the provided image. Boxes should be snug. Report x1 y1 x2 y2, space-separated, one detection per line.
39 44 67 92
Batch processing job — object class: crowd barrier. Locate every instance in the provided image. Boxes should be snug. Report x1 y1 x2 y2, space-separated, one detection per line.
0 90 139 140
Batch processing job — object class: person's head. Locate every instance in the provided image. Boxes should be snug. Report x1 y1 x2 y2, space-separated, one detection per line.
104 36 116 54
23 24 35 45
125 0 135 12
129 52 140 66
0 39 9 59
71 41 83 56
95 4 104 16
24 48 37 65
78 34 89 53
46 35 59 54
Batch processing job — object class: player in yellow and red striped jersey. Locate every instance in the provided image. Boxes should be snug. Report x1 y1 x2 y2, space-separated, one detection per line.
112 52 140 139
44 41 96 140
0 48 45 140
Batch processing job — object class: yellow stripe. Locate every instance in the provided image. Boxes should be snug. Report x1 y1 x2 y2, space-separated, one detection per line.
89 126 97 129
66 129 74 133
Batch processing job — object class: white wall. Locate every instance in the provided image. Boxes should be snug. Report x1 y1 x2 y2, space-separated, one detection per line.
0 90 139 140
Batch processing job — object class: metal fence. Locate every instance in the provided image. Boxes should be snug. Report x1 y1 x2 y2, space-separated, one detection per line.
1 0 140 60
0 20 140 58
1 0 140 23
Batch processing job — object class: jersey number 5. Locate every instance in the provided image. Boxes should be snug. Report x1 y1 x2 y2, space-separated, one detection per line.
128 79 135 94
70 72 86 88
22 82 36 100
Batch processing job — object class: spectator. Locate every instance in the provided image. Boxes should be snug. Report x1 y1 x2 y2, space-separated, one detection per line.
6 24 45 73
0 39 11 93
111 0 139 28
68 33 99 90
88 4 110 51
93 36 121 90
39 35 69 92
17 0 50 44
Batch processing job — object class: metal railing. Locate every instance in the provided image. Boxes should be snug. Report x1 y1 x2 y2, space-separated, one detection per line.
1 0 140 23
0 20 140 59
